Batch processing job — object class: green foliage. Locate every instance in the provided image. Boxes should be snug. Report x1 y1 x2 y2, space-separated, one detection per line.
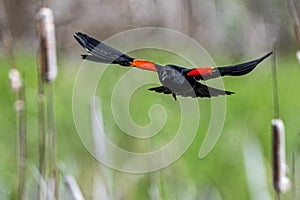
0 52 299 199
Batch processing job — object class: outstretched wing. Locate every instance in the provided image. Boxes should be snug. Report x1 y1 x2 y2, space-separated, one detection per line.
74 32 133 66
74 32 158 71
185 52 273 80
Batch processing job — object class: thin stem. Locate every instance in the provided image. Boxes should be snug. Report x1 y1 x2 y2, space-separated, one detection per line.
37 50 47 200
271 45 279 118
63 174 85 200
47 83 58 200
2 0 16 68
2 1 27 199
276 192 281 200
40 0 47 7
292 152 296 200
16 86 27 200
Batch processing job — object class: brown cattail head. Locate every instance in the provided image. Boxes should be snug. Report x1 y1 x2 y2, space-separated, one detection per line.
9 68 23 91
36 7 57 82
296 51 300 65
272 119 291 193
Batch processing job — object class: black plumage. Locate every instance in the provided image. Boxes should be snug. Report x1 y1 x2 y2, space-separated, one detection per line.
74 32 272 100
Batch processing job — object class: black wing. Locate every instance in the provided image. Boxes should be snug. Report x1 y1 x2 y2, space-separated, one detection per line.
74 32 134 66
186 52 273 80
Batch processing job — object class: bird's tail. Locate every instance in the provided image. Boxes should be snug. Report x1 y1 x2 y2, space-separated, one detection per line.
217 52 273 76
190 82 234 98
74 32 134 66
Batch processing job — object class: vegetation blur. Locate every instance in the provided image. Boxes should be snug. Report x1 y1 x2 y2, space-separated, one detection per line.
0 0 300 199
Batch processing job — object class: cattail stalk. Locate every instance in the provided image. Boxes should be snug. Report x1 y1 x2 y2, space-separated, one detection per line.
15 86 27 200
36 7 58 200
36 28 47 200
90 97 111 199
9 69 27 200
288 0 300 46
291 152 296 200
2 0 27 197
243 138 272 200
288 0 300 67
64 175 85 200
271 48 290 198
148 172 162 200
30 165 50 199
47 83 58 199
58 163 85 200
272 119 291 195
36 68 47 200
271 49 279 118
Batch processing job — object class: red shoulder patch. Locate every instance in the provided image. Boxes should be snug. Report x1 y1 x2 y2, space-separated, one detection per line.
130 59 157 71
186 67 213 76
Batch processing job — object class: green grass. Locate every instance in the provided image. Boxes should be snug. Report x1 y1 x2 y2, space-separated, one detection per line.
0 51 299 199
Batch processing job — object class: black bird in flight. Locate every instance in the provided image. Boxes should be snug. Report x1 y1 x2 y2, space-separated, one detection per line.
74 32 272 100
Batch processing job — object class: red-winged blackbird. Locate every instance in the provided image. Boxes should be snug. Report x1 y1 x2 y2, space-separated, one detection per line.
74 32 272 100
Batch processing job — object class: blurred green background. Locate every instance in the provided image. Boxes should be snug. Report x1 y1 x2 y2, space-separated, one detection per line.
1 0 300 199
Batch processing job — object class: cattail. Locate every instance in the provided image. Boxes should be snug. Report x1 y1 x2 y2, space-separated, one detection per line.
272 119 291 193
296 51 300 65
9 68 23 91
36 7 57 82
36 7 58 199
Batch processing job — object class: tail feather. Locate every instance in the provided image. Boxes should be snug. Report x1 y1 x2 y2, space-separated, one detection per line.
189 82 234 98
149 83 234 99
74 32 134 66
194 84 234 97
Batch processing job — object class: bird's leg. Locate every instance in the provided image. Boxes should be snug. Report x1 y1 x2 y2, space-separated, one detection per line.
172 93 177 101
